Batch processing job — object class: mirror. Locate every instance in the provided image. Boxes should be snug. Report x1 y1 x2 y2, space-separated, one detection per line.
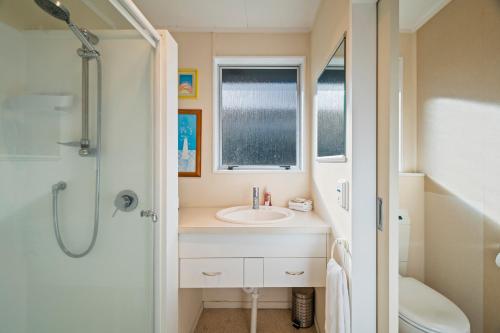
316 36 346 162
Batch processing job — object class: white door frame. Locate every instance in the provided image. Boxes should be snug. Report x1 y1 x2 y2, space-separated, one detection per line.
154 30 179 333
102 2 179 332
376 0 400 331
349 1 378 332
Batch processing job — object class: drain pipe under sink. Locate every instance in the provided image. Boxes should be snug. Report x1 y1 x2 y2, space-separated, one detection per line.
243 287 259 333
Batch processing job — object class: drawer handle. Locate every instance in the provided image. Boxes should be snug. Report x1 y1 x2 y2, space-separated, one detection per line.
202 271 222 277
285 271 305 276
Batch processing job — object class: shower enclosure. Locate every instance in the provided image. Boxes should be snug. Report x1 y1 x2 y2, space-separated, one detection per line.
0 1 178 332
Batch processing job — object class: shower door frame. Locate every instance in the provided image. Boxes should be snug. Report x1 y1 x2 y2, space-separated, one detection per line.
152 30 179 333
106 2 179 332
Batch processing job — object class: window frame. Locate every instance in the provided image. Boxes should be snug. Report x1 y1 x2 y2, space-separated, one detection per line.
213 56 305 173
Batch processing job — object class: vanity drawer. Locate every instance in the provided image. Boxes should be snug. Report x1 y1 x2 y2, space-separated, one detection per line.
180 258 243 288
263 258 326 287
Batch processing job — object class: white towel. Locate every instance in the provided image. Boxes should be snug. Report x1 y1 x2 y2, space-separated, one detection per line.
325 258 351 333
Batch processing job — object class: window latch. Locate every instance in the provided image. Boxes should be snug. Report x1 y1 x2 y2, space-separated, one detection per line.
227 165 239 170
280 165 291 170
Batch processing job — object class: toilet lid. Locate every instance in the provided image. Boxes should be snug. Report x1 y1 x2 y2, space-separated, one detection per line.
399 277 470 333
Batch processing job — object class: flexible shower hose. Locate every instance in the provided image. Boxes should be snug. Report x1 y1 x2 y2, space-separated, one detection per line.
52 55 102 258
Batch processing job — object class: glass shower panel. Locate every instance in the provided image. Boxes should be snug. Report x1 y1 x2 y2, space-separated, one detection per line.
0 1 155 332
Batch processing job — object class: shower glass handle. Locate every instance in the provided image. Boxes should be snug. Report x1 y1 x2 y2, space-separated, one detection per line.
140 210 158 223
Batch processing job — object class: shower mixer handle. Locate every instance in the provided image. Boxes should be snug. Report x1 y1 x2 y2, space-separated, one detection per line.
113 190 139 217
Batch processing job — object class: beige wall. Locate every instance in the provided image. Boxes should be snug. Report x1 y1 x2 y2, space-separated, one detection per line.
179 289 203 333
310 0 350 242
399 173 425 282
417 0 500 332
174 32 310 208
174 31 311 328
399 32 418 172
308 0 350 331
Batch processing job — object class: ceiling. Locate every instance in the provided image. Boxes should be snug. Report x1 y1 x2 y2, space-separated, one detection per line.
400 0 452 32
134 0 322 32
0 0 131 30
2 0 451 34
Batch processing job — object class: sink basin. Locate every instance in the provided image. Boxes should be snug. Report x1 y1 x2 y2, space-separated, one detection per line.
216 206 295 224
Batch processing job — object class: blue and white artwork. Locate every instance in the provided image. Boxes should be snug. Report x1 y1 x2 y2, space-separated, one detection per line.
178 113 198 173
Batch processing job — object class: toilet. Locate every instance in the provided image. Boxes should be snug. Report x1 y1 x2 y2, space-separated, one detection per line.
399 276 470 333
399 210 470 333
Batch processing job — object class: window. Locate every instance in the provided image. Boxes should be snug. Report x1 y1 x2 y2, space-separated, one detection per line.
214 58 303 171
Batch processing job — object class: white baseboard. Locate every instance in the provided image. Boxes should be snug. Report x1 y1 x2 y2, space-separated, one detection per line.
190 303 204 333
203 301 291 309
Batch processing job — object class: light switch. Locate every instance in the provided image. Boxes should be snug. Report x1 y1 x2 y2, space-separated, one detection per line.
336 179 349 211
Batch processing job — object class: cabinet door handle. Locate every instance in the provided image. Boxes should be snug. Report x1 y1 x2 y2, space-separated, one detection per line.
285 271 305 276
202 271 222 277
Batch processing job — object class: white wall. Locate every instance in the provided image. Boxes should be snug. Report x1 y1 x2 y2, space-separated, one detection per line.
350 3 378 332
0 28 156 333
399 173 425 282
202 288 291 309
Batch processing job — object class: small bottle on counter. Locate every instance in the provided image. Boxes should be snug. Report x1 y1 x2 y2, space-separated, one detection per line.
264 190 272 206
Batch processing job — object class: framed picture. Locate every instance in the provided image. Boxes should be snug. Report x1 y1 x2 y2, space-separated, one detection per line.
178 109 201 177
178 68 198 99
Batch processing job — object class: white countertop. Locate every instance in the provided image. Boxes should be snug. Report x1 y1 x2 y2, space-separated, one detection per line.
179 207 330 234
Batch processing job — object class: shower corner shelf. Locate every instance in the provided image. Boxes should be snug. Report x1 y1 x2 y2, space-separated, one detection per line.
6 94 74 112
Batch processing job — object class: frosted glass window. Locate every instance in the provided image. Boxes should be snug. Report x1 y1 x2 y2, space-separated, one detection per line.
219 67 300 169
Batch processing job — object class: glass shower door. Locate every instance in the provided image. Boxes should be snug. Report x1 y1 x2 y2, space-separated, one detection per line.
0 1 155 332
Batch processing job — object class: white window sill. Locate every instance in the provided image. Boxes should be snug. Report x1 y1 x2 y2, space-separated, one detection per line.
316 155 347 163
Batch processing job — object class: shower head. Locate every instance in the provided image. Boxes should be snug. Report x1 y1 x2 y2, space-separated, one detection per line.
34 0 99 53
34 0 70 24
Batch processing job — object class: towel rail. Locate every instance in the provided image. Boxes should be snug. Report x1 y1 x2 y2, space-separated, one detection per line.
330 238 351 263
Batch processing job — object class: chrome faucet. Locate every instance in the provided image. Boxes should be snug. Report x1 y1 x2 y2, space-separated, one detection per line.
252 186 260 210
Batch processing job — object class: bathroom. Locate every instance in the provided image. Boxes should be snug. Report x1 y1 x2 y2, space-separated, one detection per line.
0 0 499 333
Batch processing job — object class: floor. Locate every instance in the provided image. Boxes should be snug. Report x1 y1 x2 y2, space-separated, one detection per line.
194 308 317 333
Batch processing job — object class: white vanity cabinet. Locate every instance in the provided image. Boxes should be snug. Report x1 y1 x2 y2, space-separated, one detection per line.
178 208 330 289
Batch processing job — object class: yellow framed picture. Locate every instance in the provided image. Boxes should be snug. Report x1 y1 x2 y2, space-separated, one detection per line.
178 68 198 99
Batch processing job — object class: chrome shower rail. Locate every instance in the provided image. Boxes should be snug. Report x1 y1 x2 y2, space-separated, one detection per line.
35 0 103 258
51 56 102 258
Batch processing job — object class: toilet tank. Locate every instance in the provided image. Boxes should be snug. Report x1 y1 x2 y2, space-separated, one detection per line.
399 209 411 276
